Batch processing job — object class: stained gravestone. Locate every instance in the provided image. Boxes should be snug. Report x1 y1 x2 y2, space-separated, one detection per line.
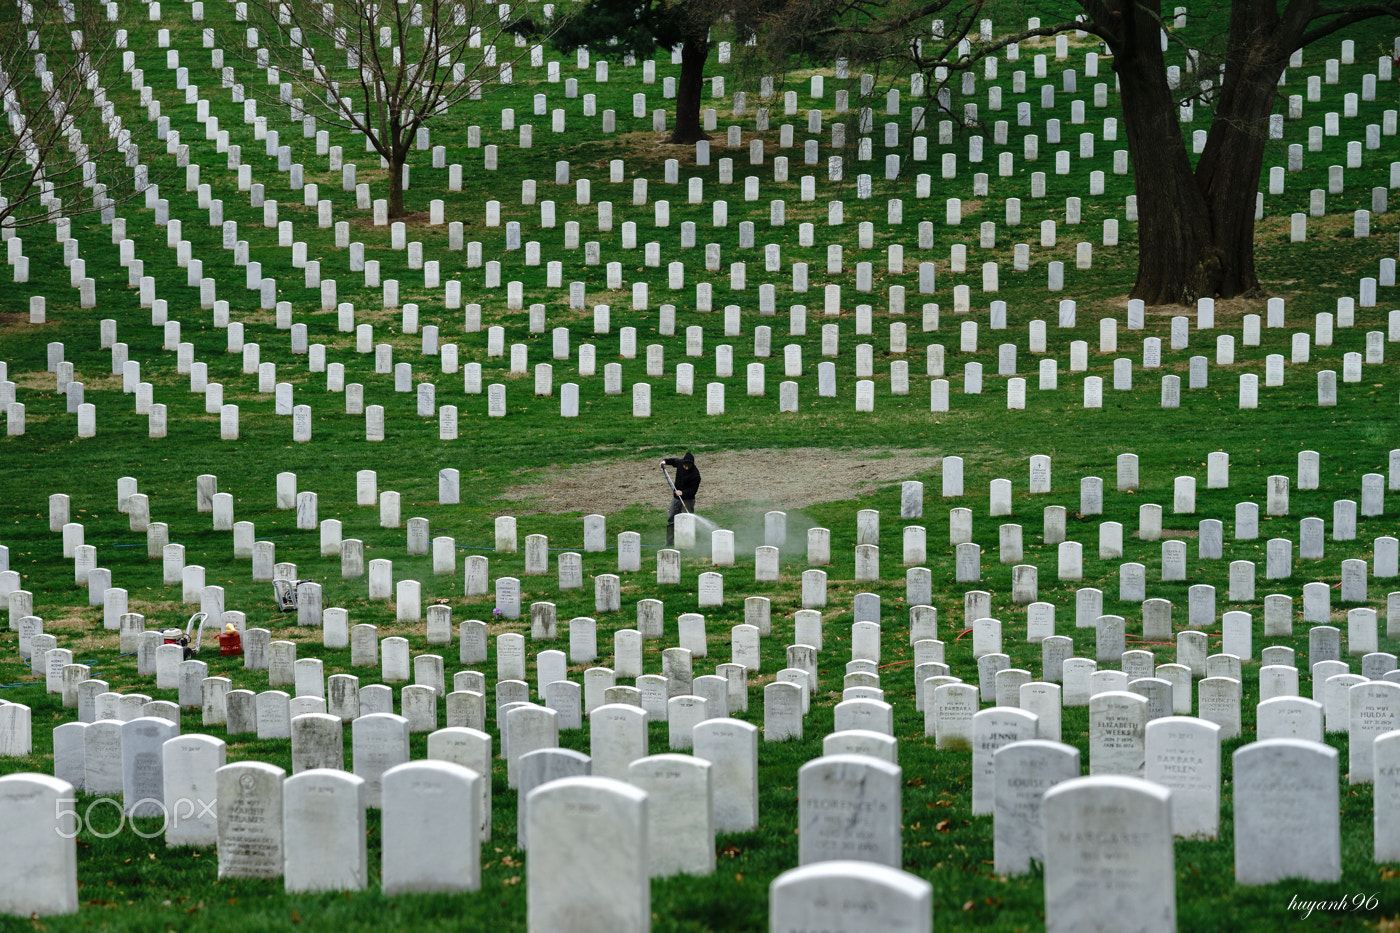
1089 692 1148 776
1042 777 1176 933
798 754 902 867
216 761 285 879
1233 739 1340 884
291 713 345 773
526 777 650 933
1197 677 1242 739
381 760 482 894
992 739 1079 877
769 862 933 933
1145 716 1222 839
122 717 178 816
0 702 33 756
282 769 367 893
359 684 394 717
933 682 979 749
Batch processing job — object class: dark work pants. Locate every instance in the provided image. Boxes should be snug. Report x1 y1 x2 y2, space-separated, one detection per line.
666 496 696 545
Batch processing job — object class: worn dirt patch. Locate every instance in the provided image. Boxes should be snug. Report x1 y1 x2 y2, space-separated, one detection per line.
499 447 945 515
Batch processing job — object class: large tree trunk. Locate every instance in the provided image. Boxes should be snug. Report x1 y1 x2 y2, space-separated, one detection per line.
1109 0 1220 305
1193 0 1295 299
667 35 709 144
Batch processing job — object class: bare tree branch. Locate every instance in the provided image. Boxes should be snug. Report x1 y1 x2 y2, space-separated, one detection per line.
240 0 572 217
0 0 161 229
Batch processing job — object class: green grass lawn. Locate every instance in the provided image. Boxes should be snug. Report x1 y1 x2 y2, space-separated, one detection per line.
1 3 1399 930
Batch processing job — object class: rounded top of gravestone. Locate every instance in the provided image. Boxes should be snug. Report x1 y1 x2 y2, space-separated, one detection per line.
1045 773 1172 805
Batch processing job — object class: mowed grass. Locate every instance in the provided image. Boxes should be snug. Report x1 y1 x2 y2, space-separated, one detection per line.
0 3 1398 931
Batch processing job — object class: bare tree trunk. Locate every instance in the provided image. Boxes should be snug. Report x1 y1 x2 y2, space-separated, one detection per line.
1192 81 1280 299
1111 20 1220 305
667 35 709 144
1193 1 1294 299
388 156 406 218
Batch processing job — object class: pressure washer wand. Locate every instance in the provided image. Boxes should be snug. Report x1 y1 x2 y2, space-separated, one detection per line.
661 466 690 513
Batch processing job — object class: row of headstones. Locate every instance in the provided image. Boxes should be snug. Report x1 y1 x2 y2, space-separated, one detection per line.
342 295 1397 368
29 472 1400 644
37 553 1392 715
25 482 1400 642
75 289 1400 401
55 296 1392 442
18 567 1400 761
944 537 1398 598
13 650 1400 890
85 355 1375 444
17 565 1398 717
7 730 1393 931
5 729 960 933
66 325 1393 444
8 614 1396 773
63 447 1400 548
251 314 1395 401
31 536 1397 675
40 291 1400 417
927 639 1398 728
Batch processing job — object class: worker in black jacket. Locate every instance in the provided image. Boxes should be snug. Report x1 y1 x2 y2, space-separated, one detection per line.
661 451 701 546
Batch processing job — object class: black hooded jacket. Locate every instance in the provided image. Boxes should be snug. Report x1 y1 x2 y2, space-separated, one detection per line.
663 452 701 498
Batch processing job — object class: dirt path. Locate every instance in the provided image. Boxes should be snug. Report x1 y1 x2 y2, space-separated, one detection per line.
498 447 946 514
